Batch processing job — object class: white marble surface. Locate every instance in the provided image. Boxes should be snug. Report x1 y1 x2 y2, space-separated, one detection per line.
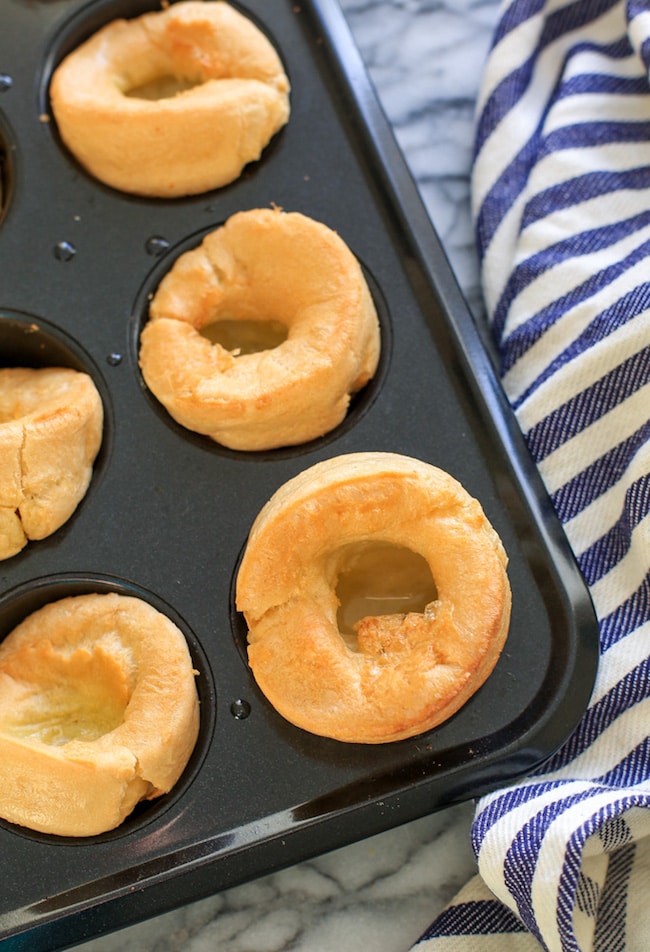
75 804 478 952
74 1 501 950
341 0 501 321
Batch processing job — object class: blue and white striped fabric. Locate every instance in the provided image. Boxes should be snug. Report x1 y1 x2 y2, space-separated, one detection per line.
412 1 650 950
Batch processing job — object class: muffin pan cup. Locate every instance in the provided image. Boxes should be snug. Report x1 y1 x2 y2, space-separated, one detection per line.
0 0 599 948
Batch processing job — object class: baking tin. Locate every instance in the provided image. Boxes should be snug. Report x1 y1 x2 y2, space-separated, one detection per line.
0 0 599 948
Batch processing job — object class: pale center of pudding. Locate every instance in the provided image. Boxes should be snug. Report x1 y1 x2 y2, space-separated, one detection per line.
0 642 132 746
125 75 199 100
335 541 438 646
0 390 29 423
0 374 71 422
200 318 289 355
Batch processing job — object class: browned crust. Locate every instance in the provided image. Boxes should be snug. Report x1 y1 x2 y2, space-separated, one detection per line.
139 208 381 450
49 1 290 197
236 452 511 743
0 593 200 836
0 367 103 560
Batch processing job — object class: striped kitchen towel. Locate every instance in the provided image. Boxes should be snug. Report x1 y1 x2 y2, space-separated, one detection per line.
413 1 650 950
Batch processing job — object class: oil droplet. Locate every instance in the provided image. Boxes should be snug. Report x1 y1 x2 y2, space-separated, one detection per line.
0 75 12 92
106 353 123 366
230 698 251 720
145 236 170 256
53 240 76 262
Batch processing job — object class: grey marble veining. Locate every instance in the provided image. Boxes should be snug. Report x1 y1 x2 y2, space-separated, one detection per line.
74 803 477 952
341 0 501 318
74 1 501 949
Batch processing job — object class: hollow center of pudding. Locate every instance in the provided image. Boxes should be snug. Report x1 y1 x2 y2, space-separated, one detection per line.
0 642 131 746
125 75 199 100
335 542 438 644
200 318 289 355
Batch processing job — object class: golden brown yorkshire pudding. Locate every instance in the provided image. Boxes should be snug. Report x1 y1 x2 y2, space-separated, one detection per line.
49 1 290 197
139 208 381 451
0 593 200 836
236 452 511 744
0 367 103 561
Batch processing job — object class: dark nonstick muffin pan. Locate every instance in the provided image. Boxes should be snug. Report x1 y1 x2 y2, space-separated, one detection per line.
0 0 599 948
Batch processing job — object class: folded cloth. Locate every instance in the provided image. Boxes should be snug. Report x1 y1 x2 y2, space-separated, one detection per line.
412 1 650 950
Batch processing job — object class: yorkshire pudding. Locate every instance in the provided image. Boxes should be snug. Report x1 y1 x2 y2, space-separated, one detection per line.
0 367 103 561
236 452 511 743
0 592 200 836
139 208 381 450
49 1 290 197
